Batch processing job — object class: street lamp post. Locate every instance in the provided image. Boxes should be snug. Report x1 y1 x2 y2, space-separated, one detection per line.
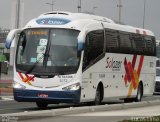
92 6 98 14
16 0 21 29
77 0 81 13
143 0 146 29
46 0 54 11
117 0 123 24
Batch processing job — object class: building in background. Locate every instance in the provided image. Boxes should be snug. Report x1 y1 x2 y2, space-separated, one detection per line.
0 29 10 61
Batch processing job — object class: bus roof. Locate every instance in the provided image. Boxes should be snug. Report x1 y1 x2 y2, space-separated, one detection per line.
24 11 155 36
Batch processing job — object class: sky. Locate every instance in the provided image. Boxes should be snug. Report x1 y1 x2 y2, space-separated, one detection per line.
0 0 160 39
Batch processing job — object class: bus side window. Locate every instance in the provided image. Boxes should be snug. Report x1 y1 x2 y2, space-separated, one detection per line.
131 34 146 55
105 29 119 53
83 35 90 69
83 30 104 70
119 32 132 54
144 36 156 56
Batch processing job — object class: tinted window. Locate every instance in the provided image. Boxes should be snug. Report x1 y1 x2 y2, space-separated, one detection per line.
131 34 146 53
144 36 156 56
119 32 132 54
105 29 156 56
131 34 156 56
83 30 104 70
105 29 119 53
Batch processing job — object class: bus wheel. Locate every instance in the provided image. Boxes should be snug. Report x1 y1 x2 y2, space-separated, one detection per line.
135 84 143 102
124 98 133 103
36 102 48 109
94 87 101 105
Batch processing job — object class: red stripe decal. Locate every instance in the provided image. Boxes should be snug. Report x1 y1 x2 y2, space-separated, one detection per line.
18 72 24 80
124 58 131 84
26 74 30 79
128 62 137 89
30 76 35 81
18 72 35 84
137 55 144 77
132 55 137 69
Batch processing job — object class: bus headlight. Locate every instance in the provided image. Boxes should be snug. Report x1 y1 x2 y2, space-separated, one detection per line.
62 83 80 91
13 82 26 89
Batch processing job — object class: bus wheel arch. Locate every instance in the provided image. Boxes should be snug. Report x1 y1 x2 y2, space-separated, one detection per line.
135 81 143 102
94 82 104 105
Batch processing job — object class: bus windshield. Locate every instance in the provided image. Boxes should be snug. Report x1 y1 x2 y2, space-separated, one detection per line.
16 28 80 76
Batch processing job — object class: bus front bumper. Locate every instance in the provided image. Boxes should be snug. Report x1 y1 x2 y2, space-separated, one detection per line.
13 89 81 104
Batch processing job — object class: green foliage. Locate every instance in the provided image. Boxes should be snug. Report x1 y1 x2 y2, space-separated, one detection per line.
0 54 7 62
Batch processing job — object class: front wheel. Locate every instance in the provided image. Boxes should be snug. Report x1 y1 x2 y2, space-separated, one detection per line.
94 87 101 105
36 102 48 109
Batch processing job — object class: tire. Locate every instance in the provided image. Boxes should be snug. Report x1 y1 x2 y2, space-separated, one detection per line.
94 87 101 105
135 84 143 102
36 102 48 109
124 98 134 103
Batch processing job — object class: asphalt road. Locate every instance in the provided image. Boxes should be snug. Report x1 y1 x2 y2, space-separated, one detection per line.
0 100 75 114
0 95 160 115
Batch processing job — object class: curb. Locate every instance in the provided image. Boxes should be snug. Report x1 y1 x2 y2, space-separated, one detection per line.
1 100 160 120
0 96 13 101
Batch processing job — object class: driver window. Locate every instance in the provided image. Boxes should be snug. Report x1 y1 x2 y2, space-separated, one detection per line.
83 30 104 70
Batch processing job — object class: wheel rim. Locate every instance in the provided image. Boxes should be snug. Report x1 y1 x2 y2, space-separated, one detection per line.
137 89 141 101
137 85 142 101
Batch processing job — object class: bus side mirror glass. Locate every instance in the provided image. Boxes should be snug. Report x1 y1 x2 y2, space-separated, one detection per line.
5 29 19 49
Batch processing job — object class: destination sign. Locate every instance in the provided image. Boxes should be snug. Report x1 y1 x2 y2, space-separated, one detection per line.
36 18 71 25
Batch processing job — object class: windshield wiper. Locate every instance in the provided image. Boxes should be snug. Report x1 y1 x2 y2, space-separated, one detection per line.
25 53 45 74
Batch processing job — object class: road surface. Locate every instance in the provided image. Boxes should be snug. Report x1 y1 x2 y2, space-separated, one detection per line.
18 104 160 122
0 95 160 114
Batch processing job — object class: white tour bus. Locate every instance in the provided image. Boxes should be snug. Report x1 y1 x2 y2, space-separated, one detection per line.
6 11 156 108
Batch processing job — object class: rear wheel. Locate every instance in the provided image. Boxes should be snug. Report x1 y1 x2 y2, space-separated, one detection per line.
135 84 143 102
36 102 48 109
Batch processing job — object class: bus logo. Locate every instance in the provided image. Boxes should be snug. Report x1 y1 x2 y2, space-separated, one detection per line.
106 57 122 71
18 72 35 85
36 18 71 25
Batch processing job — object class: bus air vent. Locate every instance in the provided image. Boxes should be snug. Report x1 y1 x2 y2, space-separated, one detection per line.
44 12 69 15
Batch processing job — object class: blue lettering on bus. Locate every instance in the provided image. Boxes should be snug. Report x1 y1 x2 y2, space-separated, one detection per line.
36 18 71 25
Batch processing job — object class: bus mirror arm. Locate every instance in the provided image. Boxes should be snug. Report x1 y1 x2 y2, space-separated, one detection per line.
5 29 22 49
6 29 22 66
